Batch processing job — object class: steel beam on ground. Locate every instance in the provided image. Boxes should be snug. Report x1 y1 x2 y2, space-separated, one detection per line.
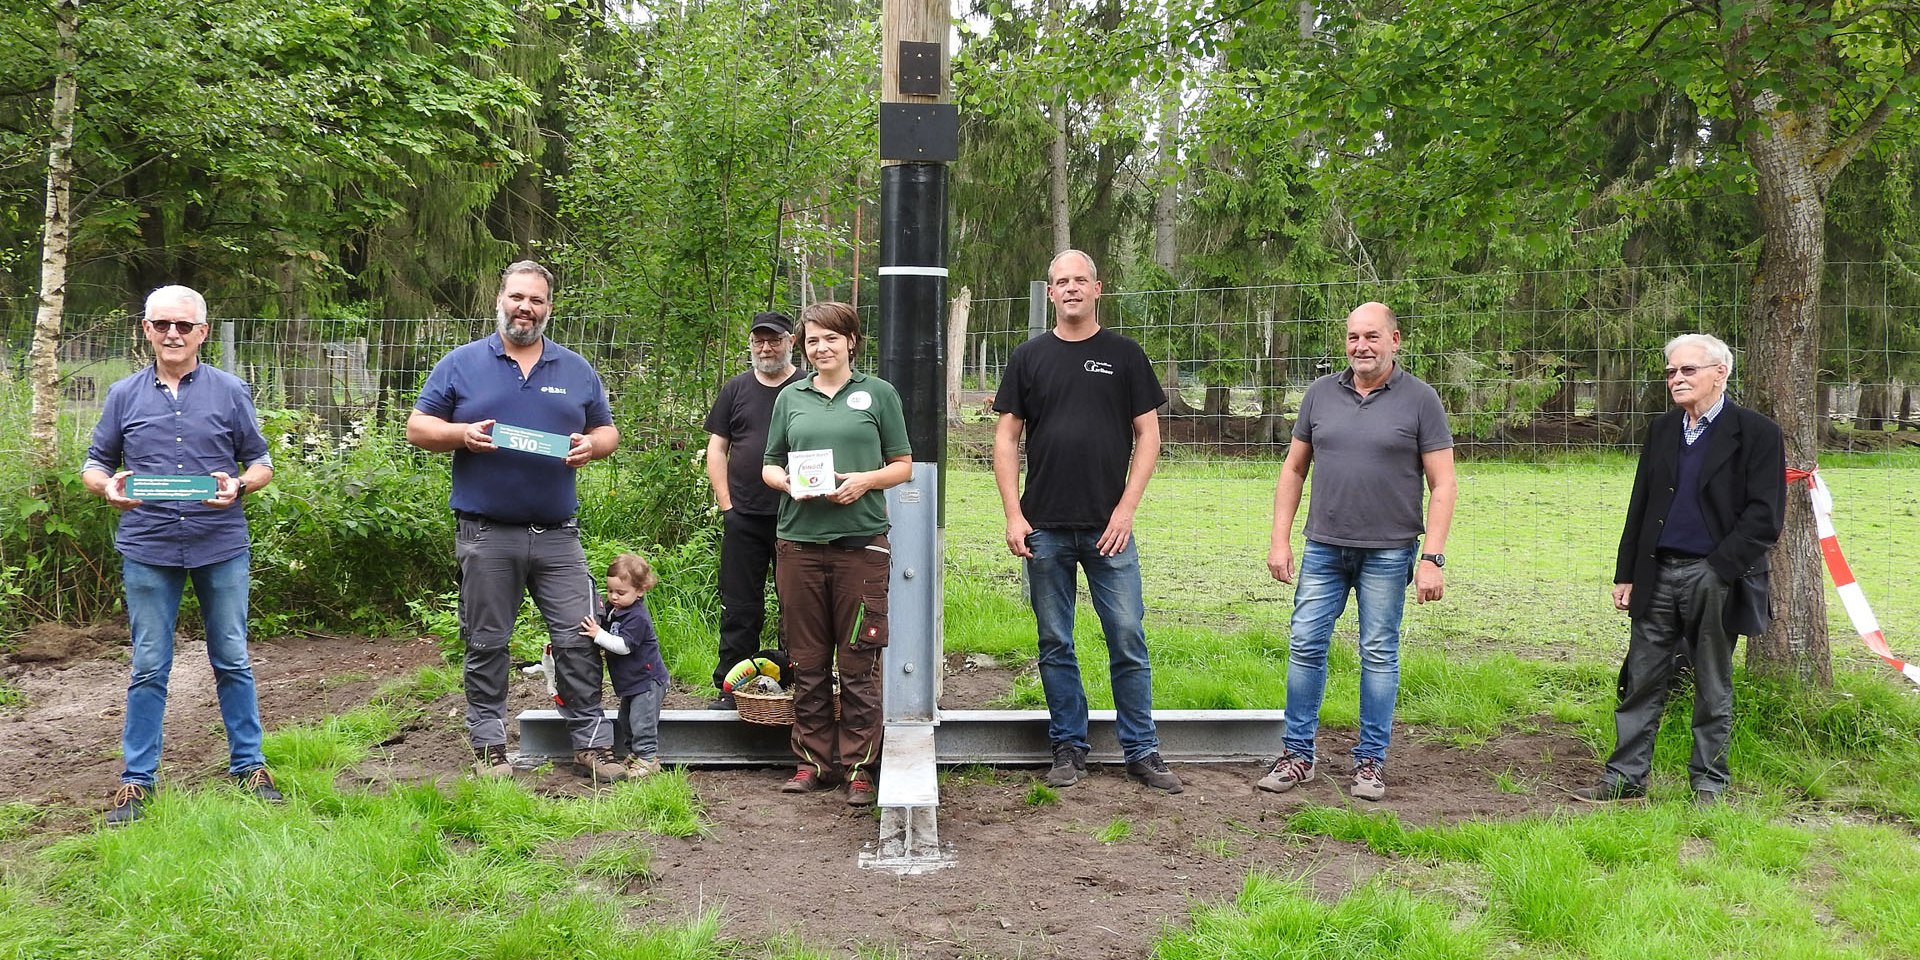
516 708 1284 765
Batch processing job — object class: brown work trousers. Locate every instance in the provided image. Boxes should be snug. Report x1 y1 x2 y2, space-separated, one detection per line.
774 535 890 780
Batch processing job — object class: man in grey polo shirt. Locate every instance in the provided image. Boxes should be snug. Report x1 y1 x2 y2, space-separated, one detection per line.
1260 301 1456 801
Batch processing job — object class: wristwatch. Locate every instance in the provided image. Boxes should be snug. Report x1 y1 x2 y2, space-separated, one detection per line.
1419 552 1446 568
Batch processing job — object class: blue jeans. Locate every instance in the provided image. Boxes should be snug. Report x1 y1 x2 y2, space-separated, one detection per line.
121 551 265 787
1283 540 1416 767
1025 529 1158 762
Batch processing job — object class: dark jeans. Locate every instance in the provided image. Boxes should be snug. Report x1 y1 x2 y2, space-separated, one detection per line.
455 516 609 752
774 536 889 779
1606 555 1736 792
714 509 779 689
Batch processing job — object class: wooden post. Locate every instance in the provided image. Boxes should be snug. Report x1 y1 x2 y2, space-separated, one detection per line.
945 287 971 425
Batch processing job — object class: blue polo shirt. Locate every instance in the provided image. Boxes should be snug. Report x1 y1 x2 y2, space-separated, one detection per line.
413 333 613 525
83 363 272 568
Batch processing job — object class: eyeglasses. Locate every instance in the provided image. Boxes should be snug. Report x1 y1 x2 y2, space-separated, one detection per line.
147 319 205 335
1663 363 1721 380
749 338 787 348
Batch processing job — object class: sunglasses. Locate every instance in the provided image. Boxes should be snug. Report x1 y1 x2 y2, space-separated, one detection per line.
147 319 206 335
1663 363 1721 380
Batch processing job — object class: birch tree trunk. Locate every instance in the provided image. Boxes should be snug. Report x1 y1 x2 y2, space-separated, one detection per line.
1151 86 1179 270
28 0 81 472
1046 0 1071 254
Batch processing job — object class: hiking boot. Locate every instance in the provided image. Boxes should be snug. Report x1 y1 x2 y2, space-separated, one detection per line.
234 767 283 802
1571 780 1647 803
1044 742 1089 788
626 756 662 778
106 783 150 826
573 748 628 783
707 693 736 711
781 766 832 793
846 772 877 807
1257 751 1316 794
1125 751 1184 794
472 744 513 778
1351 760 1386 801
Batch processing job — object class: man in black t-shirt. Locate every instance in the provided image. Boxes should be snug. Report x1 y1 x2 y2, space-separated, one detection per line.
992 249 1182 794
703 311 805 707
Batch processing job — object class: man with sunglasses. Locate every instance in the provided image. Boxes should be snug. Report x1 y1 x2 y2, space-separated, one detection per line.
701 312 803 709
83 285 280 825
407 260 624 782
1575 333 1784 806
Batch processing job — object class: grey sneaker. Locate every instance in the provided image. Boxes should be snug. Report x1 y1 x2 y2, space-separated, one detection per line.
1351 760 1386 801
573 747 628 783
233 766 283 802
1044 742 1089 788
106 783 150 826
1257 751 1315 793
472 744 513 778
1125 751 1184 793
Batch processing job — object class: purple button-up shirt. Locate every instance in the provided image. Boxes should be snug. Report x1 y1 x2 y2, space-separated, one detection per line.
83 362 272 568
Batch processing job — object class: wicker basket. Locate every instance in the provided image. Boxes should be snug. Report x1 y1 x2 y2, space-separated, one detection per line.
732 685 840 726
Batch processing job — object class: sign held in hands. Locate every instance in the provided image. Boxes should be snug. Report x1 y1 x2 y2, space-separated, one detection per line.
124 475 222 500
788 449 837 496
492 423 571 459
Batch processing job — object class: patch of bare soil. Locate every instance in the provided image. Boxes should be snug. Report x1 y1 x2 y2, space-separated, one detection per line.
2 628 1602 958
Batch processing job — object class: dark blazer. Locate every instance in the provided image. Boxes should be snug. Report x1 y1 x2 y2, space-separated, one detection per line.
1614 399 1786 637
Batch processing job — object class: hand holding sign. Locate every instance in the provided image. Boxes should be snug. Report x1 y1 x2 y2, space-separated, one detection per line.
463 419 498 453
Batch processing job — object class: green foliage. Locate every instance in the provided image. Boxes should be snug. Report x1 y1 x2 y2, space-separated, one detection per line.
1024 783 1060 806
1095 817 1132 844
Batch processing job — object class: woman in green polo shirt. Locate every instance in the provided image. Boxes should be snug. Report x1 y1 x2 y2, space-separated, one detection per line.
761 301 912 807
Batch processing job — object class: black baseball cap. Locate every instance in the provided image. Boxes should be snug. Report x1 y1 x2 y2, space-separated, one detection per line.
750 311 793 336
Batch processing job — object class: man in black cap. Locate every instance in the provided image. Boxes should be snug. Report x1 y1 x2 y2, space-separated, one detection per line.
702 311 805 707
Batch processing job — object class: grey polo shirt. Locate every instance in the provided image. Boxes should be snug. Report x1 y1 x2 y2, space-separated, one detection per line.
1294 365 1453 549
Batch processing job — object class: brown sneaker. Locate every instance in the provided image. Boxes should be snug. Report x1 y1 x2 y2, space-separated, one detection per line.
573 748 628 783
846 772 877 807
472 744 513 778
781 767 832 793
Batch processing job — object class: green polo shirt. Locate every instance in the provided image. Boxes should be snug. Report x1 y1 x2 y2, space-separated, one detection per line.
763 370 912 542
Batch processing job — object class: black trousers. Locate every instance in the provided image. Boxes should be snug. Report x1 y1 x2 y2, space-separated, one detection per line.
1605 555 1736 792
714 509 780 688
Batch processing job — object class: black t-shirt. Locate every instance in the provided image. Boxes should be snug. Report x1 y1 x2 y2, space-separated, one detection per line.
704 368 804 516
993 328 1165 528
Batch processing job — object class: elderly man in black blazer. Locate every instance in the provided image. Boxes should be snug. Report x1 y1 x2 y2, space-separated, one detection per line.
1575 333 1785 807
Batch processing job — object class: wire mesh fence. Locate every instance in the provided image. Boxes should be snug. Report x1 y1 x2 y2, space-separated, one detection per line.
4 263 1916 656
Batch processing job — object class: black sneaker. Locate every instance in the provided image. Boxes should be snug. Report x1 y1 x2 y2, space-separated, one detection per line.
234 767 283 802
707 693 736 711
1044 742 1088 787
1125 751 1184 794
1571 780 1647 803
106 783 150 826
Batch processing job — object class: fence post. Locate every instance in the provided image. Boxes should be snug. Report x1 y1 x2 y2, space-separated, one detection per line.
1027 280 1047 340
220 320 237 373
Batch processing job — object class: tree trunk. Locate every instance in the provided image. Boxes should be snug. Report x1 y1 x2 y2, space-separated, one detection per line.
1852 381 1892 432
27 0 81 472
1151 85 1179 270
1738 89 1830 686
945 287 971 425
1046 0 1070 253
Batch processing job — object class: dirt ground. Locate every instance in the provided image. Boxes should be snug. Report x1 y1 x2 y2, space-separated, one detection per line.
3 624 1603 959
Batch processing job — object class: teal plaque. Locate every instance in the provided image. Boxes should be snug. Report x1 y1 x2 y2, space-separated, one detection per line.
125 475 222 500
493 423 571 459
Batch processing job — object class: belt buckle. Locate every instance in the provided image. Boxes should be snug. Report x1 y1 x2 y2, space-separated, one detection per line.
529 522 548 534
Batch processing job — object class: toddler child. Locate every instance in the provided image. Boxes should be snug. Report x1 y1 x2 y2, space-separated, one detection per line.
580 553 668 777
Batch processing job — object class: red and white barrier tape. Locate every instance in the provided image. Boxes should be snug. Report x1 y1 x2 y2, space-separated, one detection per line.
1789 467 1920 687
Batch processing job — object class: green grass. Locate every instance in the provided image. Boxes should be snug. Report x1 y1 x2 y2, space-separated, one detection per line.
1095 817 1133 844
944 455 1920 663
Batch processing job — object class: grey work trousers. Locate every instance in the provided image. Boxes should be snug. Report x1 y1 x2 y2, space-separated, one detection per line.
455 515 611 752
1605 555 1736 793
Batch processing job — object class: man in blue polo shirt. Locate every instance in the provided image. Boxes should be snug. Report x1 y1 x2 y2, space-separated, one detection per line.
83 284 281 826
407 261 625 782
